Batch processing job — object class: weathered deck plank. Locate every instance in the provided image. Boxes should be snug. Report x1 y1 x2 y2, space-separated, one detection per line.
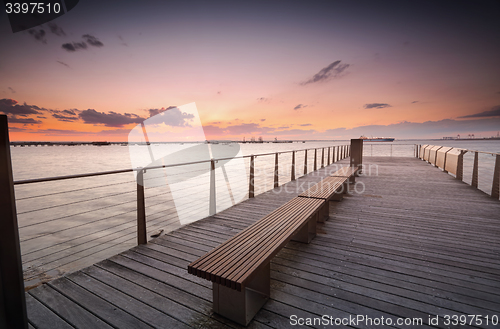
25 157 500 328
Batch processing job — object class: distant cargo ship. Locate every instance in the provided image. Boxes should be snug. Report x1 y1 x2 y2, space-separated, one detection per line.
360 136 395 142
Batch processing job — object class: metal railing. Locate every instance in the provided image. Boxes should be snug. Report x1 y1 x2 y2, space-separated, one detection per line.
363 143 417 157
9 141 350 290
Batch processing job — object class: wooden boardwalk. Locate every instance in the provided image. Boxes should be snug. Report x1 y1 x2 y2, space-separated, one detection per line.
25 157 500 328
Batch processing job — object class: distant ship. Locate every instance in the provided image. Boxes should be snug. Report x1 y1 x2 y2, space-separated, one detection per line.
360 136 395 142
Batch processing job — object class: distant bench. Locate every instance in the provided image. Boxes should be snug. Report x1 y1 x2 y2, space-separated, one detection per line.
188 166 356 325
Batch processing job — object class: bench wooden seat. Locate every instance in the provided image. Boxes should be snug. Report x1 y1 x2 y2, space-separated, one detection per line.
187 196 324 325
298 176 347 220
331 166 356 183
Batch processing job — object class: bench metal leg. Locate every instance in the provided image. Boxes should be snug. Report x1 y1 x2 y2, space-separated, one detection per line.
212 262 270 326
291 213 317 243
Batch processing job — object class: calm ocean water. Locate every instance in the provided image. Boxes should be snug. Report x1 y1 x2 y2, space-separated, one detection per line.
10 139 499 286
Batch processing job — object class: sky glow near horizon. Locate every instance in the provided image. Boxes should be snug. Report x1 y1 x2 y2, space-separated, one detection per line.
0 0 499 141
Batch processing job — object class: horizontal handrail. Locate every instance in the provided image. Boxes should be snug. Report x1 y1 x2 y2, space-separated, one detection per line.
13 145 346 185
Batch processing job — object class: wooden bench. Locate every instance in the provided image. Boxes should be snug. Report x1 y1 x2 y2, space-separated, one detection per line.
187 196 324 325
298 176 347 221
331 166 357 183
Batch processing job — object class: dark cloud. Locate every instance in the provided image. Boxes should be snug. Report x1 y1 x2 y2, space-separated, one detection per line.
257 97 270 102
52 113 79 122
48 22 65 36
147 106 177 117
0 98 46 116
411 101 419 104
37 116 47 119
79 109 146 127
217 91 221 95
62 109 78 115
301 60 350 85
8 87 15 94
300 123 312 126
364 103 392 109
28 29 46 43
278 126 289 129
147 107 195 127
57 61 70 68
8 126 26 132
62 42 87 52
8 117 42 125
261 119 266 122
82 34 104 47
458 105 500 118
294 104 307 110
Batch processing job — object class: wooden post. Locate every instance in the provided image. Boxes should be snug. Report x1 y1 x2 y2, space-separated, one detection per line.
209 159 216 215
249 156 255 198
332 147 336 163
0 115 28 329
350 139 363 177
321 148 324 168
327 147 331 165
303 150 308 175
291 151 295 181
456 150 465 181
136 169 147 245
492 154 500 199
274 153 279 188
313 149 317 171
472 152 479 189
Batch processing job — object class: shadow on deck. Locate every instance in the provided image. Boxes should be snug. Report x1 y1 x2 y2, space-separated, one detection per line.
25 157 500 329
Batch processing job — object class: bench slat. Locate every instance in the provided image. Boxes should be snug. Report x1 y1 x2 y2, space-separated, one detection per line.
188 197 323 291
299 176 346 199
189 199 303 278
196 198 316 282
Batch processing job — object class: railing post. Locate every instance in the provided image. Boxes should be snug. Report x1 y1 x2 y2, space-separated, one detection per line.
291 151 295 181
332 147 336 163
314 149 317 171
328 147 331 165
303 149 308 175
472 152 479 189
137 169 147 245
456 150 465 181
321 148 324 168
209 159 216 215
0 115 28 329
336 146 339 161
350 139 363 177
249 155 255 198
274 153 279 188
492 154 500 199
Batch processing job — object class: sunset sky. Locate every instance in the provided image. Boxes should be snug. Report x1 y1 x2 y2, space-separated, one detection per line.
1 0 499 141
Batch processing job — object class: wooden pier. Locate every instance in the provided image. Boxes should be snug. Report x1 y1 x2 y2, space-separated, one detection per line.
23 156 500 328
